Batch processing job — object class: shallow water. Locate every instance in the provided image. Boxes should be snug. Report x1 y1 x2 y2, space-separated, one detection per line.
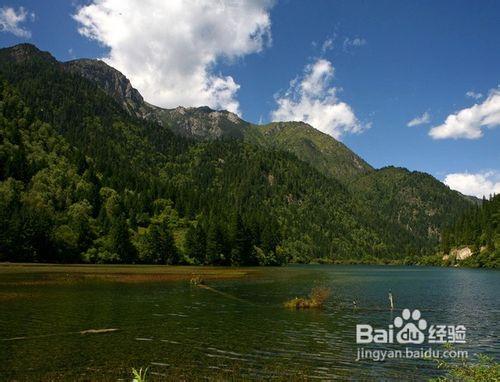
0 265 498 381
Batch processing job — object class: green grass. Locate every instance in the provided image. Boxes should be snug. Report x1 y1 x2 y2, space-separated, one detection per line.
132 367 149 382
284 287 331 309
430 354 500 382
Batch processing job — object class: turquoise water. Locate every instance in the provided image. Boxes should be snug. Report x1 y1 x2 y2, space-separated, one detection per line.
0 265 498 380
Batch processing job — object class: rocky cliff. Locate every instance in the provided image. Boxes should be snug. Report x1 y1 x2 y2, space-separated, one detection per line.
64 59 154 119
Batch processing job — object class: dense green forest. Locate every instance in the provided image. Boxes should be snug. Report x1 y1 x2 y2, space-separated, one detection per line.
0 44 485 266
0 77 383 265
437 195 499 268
349 166 474 258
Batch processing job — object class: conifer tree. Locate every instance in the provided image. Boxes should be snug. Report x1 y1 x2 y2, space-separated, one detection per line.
109 216 136 263
185 223 206 264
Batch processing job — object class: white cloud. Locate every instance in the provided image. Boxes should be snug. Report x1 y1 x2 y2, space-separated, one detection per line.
443 171 500 198
343 37 366 50
0 6 33 38
407 111 430 127
466 90 483 100
271 58 367 140
429 90 500 139
73 0 274 115
321 38 334 53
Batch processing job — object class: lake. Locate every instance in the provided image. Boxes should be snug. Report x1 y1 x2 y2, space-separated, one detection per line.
0 265 498 381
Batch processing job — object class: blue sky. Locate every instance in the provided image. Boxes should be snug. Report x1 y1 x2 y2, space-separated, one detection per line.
0 0 499 197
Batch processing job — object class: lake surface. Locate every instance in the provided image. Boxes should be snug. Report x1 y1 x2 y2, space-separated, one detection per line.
0 265 498 381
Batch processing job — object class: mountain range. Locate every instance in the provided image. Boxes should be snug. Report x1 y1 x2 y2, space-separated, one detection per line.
0 43 473 265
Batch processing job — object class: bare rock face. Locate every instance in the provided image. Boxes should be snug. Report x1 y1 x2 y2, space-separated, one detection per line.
64 59 151 119
450 247 473 261
157 106 248 140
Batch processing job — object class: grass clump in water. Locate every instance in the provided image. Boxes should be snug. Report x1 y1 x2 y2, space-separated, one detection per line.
189 275 204 285
132 367 148 382
284 287 331 309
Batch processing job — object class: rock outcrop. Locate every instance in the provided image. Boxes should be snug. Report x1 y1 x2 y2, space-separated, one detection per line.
156 106 248 139
453 247 473 260
443 246 474 261
64 59 153 119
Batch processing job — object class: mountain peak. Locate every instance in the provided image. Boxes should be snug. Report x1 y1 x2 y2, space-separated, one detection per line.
247 121 373 181
0 43 57 64
158 105 248 139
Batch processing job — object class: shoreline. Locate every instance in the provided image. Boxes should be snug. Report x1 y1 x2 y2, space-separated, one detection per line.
0 261 496 274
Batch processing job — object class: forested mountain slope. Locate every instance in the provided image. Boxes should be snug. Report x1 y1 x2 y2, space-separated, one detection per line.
0 44 384 264
245 122 373 181
34 45 371 182
349 166 472 257
0 43 473 264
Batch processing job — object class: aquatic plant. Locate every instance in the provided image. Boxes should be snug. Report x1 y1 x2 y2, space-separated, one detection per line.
190 275 204 285
430 354 500 381
284 287 331 309
132 367 149 382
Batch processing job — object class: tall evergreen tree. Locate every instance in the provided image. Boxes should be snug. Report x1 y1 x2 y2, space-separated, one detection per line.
109 216 136 263
231 213 255 265
185 223 206 264
206 224 228 265
139 220 178 264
